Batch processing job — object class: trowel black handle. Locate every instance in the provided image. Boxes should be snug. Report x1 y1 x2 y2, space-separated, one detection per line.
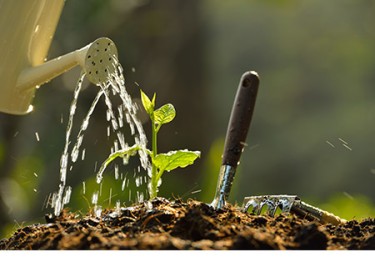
222 71 259 166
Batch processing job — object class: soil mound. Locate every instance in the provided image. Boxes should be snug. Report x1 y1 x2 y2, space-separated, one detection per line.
1 198 374 250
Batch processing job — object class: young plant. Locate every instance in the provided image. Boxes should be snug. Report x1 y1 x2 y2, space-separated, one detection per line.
140 90 200 198
97 90 200 200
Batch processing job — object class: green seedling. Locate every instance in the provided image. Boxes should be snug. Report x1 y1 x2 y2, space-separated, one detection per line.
98 90 200 200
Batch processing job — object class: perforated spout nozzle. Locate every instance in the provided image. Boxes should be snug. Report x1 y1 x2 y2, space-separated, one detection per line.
16 37 118 93
77 37 118 85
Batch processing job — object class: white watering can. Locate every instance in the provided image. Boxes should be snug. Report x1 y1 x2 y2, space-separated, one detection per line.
0 0 118 115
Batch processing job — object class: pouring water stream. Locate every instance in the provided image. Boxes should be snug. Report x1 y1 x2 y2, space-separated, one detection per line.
50 54 151 216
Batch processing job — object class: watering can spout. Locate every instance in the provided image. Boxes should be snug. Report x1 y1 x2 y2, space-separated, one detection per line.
16 45 89 93
0 0 118 115
16 38 118 93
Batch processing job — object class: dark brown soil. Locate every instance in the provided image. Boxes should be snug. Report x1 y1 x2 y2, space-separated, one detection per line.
1 198 374 250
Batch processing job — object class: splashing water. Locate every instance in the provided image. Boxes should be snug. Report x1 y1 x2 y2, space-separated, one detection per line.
50 55 151 216
50 74 85 216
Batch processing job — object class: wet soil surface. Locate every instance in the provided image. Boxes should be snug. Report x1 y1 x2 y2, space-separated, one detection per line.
1 198 374 250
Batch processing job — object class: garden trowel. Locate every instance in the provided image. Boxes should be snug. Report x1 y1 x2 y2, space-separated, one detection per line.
210 71 346 226
211 71 259 209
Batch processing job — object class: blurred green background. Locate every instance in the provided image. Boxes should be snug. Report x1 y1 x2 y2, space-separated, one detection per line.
1 0 375 237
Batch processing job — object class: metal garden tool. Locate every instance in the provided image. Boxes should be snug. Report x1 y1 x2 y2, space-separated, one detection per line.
211 71 346 226
0 0 118 114
211 71 259 209
242 195 346 225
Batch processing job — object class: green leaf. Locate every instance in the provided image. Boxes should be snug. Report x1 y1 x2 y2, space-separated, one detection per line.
154 103 176 125
96 145 149 183
154 150 200 172
140 90 155 115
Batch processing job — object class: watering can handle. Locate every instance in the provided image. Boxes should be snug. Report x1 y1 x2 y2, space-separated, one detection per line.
222 71 259 166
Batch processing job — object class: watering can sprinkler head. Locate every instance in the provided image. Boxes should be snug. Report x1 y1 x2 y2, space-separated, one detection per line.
0 0 118 115
79 38 119 86
16 37 118 92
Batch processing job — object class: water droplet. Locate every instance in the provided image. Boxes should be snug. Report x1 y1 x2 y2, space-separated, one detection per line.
145 201 152 211
106 109 111 121
81 149 86 161
115 200 121 214
115 165 119 180
138 192 144 203
96 173 103 184
94 161 98 172
338 137 348 145
326 140 335 148
342 143 352 151
82 119 89 131
63 186 72 204
71 144 80 163
135 176 141 187
343 191 354 200
122 177 127 191
94 205 102 217
92 191 99 205
113 140 119 151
